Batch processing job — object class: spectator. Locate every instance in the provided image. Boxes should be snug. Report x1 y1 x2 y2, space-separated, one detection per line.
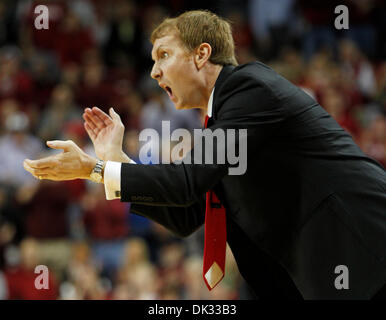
321 86 360 138
37 83 81 142
81 184 128 280
116 237 158 299
4 238 58 299
248 0 298 60
60 241 107 299
339 39 376 98
76 52 116 111
359 115 385 166
0 110 42 189
0 46 34 105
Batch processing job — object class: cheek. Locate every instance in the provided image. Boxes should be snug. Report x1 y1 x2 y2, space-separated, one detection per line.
169 58 196 100
176 61 195 83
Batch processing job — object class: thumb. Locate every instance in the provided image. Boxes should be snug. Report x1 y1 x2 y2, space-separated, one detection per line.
109 107 122 124
47 140 74 152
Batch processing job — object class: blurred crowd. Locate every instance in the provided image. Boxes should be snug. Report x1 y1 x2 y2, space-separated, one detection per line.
0 0 385 300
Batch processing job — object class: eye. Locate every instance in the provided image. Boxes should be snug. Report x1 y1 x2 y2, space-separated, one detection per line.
161 51 169 59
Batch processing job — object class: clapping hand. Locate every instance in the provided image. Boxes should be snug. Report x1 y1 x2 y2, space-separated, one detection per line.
83 107 132 163
23 140 97 181
23 107 133 182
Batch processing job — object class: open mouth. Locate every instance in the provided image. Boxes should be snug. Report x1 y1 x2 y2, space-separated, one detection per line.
165 86 173 98
160 83 175 101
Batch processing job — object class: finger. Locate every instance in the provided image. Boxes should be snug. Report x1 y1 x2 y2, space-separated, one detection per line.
24 166 54 180
83 112 98 130
84 122 96 141
23 163 52 180
38 173 75 181
84 118 100 137
87 107 111 129
36 174 49 180
35 173 60 181
47 140 73 152
84 108 103 129
29 167 55 178
24 161 66 181
109 107 123 125
92 107 113 126
83 113 98 131
28 164 58 174
24 158 58 169
23 161 36 175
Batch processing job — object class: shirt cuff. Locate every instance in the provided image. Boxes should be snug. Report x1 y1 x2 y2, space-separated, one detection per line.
104 159 136 200
104 161 122 200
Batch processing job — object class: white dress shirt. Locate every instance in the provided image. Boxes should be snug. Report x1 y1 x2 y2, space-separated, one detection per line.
103 88 215 200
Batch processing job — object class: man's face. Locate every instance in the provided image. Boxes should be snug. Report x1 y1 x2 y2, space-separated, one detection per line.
151 33 202 109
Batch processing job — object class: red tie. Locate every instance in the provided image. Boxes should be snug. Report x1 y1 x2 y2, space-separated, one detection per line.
203 115 227 290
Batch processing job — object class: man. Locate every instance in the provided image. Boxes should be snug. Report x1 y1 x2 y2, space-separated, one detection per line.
24 10 386 299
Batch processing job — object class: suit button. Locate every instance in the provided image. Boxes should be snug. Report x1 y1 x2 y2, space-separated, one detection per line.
131 195 154 202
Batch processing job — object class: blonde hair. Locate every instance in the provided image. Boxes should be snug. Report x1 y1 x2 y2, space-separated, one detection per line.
151 10 238 66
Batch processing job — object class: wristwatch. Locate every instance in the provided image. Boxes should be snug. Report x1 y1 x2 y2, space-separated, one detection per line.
90 159 105 183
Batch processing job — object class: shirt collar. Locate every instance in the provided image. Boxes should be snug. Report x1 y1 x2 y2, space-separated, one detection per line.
207 88 215 117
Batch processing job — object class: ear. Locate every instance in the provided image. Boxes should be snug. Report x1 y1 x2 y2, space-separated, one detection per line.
194 43 212 70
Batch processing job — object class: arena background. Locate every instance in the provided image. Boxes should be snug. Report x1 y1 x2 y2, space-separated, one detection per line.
0 0 384 300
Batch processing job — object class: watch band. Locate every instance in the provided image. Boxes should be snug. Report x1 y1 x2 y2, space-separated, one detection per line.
93 159 104 174
90 159 105 183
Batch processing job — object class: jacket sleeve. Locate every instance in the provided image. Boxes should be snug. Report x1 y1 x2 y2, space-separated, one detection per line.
120 71 285 207
130 196 205 238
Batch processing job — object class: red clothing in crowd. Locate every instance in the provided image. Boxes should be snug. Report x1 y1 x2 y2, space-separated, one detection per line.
54 28 95 66
24 182 71 239
0 70 34 105
4 267 58 300
83 199 128 240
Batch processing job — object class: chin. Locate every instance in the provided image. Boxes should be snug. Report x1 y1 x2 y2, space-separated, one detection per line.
173 102 188 110
174 101 198 110
175 105 188 110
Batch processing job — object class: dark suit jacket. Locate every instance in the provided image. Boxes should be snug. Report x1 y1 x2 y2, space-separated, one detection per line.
120 63 386 299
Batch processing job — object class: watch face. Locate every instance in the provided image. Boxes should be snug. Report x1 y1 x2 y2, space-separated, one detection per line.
90 172 102 183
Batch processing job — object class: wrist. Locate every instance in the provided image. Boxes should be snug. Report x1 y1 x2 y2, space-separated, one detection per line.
117 151 131 163
80 154 98 180
104 150 130 163
83 155 97 180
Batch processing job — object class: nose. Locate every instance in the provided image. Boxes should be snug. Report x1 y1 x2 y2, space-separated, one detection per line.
150 63 162 80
